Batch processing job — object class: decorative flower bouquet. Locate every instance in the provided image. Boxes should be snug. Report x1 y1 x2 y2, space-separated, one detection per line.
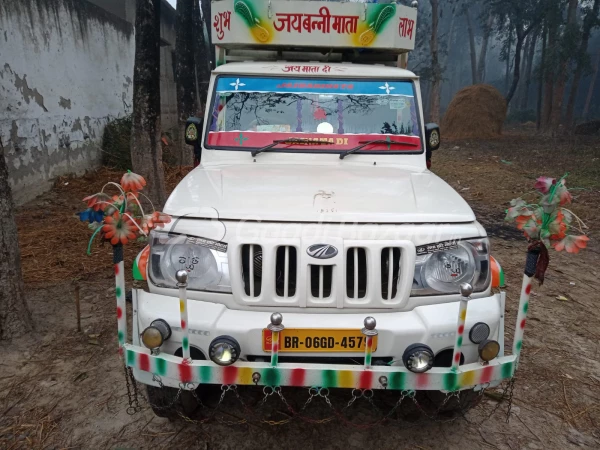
505 173 589 283
77 171 171 356
77 171 171 253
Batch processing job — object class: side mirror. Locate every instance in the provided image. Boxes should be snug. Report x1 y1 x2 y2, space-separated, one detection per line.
425 123 440 152
185 117 203 145
185 117 203 165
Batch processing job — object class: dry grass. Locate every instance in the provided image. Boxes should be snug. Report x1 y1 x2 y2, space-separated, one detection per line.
16 165 193 287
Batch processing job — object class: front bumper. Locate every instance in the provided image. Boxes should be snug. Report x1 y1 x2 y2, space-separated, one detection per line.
127 289 515 391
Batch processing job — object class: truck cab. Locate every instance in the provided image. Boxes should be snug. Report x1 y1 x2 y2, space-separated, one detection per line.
128 0 511 412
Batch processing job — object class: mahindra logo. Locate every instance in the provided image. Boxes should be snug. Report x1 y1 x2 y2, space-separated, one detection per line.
307 244 338 259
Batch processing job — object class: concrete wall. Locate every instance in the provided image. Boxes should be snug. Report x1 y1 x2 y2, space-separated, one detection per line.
89 0 179 131
0 0 135 204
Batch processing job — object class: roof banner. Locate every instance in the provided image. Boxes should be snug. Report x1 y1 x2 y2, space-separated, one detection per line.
211 0 417 51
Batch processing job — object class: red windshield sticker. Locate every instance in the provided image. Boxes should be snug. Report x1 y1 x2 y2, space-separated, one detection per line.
207 131 421 150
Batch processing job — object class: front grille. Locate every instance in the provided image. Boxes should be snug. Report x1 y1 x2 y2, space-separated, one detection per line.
275 246 297 297
234 241 412 307
241 244 262 297
310 265 333 299
381 247 401 300
346 247 367 298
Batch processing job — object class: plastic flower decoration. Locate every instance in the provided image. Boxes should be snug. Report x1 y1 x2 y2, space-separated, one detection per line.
77 171 170 254
120 170 147 193
102 211 138 245
505 174 589 283
141 211 171 235
82 192 111 211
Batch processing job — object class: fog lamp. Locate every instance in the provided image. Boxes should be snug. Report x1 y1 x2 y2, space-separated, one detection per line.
402 343 434 373
209 336 241 366
141 319 171 350
469 322 490 344
478 339 500 362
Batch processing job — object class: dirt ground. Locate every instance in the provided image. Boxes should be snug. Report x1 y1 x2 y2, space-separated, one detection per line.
1 130 599 450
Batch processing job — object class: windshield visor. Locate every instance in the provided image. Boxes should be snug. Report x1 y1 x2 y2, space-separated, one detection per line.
206 76 422 154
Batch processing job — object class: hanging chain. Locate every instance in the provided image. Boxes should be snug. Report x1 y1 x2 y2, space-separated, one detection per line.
505 376 516 423
124 366 142 415
127 372 519 427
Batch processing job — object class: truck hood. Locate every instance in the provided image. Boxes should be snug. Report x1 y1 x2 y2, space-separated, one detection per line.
164 164 475 223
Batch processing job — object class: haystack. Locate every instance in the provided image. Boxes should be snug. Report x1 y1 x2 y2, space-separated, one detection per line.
442 84 507 139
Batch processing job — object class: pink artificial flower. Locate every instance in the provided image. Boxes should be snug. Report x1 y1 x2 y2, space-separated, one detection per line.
120 171 147 193
102 212 139 246
534 176 556 194
141 211 171 234
518 218 539 240
556 184 572 206
553 235 590 254
83 193 111 211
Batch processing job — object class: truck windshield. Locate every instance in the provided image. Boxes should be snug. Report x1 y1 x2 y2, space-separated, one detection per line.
206 75 422 154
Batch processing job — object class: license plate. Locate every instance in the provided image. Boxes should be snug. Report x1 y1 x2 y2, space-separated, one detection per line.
262 329 378 353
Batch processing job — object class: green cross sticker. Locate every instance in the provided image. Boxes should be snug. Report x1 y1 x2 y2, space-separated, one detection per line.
235 133 249 146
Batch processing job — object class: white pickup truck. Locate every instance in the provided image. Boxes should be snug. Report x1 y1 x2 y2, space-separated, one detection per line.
125 0 513 417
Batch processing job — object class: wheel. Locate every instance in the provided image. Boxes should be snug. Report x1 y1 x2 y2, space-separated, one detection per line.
424 389 482 414
146 385 199 419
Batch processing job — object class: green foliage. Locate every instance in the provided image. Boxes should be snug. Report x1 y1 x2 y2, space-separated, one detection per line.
101 115 132 170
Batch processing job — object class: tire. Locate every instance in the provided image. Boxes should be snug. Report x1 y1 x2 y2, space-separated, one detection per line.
424 389 482 414
146 385 199 419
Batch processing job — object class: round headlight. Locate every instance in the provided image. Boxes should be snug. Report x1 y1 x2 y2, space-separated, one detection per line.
141 319 171 350
141 326 164 349
469 322 490 344
423 246 475 292
478 339 500 362
164 242 219 288
402 343 434 373
209 336 241 366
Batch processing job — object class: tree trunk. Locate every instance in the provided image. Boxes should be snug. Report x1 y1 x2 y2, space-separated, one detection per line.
505 29 512 94
0 139 33 340
441 6 456 107
516 34 532 108
131 0 167 207
505 29 526 105
175 0 197 167
565 0 600 128
193 0 211 112
477 13 493 83
541 24 556 131
536 23 547 130
465 9 478 84
429 0 441 124
550 0 579 133
583 53 600 118
201 0 215 70
520 28 539 111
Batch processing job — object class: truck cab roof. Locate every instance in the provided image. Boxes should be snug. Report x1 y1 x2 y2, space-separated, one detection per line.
213 61 419 79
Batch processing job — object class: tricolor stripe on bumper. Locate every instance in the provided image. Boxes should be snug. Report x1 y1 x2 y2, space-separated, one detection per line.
125 344 516 391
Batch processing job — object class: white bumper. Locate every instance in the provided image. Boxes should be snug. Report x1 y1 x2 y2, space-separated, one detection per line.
134 290 504 364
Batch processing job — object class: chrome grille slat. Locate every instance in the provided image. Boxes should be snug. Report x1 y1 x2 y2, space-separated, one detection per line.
284 246 289 297
353 247 359 299
387 247 393 301
249 244 255 297
346 247 367 300
319 265 324 299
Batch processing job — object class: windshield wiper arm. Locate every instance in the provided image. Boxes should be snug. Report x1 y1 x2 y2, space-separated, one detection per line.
339 139 419 160
251 138 333 157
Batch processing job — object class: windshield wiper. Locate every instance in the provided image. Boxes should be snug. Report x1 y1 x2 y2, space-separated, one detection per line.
251 138 333 157
339 139 419 160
